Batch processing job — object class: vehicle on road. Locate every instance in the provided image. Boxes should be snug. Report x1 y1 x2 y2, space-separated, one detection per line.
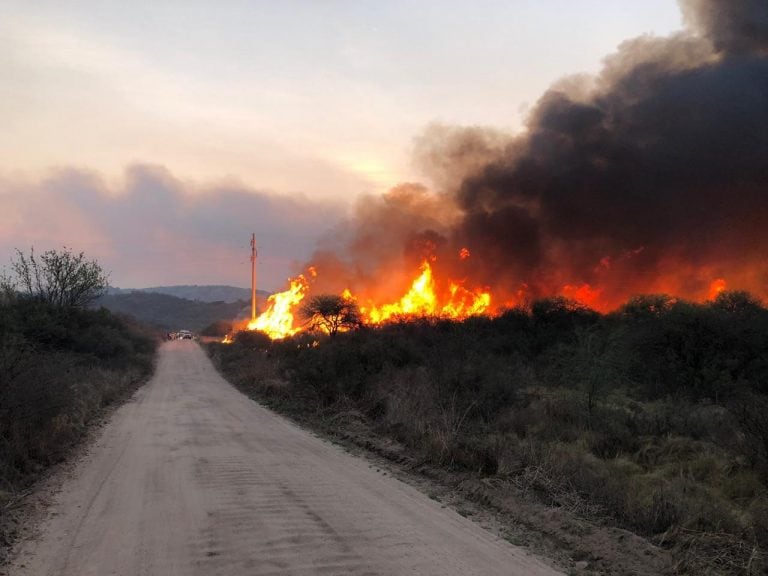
167 330 194 340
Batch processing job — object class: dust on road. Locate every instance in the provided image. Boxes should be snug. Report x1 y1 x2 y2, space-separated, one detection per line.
9 340 562 576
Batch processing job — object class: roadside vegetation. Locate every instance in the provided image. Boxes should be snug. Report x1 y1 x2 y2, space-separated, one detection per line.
0 248 157 551
209 291 768 575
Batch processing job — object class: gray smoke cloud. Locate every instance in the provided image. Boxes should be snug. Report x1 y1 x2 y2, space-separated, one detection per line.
0 164 345 290
680 0 768 55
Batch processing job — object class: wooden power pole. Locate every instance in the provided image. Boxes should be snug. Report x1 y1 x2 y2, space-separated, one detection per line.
250 233 257 321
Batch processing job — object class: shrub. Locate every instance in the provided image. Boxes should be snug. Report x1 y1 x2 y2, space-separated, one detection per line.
201 320 233 337
233 329 272 350
0 299 157 501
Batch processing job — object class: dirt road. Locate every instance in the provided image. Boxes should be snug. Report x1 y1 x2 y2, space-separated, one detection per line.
10 341 562 576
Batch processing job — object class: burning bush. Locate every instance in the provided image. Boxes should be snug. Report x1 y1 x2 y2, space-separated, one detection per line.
234 0 768 345
299 294 361 336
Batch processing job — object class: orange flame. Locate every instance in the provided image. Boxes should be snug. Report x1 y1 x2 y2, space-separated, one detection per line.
442 283 491 317
360 260 490 324
247 274 309 339
708 278 727 300
363 261 437 323
562 283 604 309
238 246 744 341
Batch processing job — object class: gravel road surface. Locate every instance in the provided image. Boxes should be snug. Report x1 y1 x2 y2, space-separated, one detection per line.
9 340 562 576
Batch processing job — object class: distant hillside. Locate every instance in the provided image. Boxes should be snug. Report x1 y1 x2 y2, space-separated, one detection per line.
107 285 271 304
96 292 249 332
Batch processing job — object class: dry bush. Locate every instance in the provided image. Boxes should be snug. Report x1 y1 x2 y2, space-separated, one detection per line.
373 365 434 443
673 530 766 576
0 300 156 505
207 341 288 405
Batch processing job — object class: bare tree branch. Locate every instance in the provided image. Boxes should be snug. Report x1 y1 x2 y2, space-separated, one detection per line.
300 294 362 336
7 247 109 308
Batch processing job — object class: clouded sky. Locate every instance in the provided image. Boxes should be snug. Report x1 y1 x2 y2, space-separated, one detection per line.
0 1 682 289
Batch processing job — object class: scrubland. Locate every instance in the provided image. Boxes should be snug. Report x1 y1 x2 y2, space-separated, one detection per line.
209 291 768 575
0 298 157 550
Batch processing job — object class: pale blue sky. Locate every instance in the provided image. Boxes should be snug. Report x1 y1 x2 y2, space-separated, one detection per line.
1 1 682 199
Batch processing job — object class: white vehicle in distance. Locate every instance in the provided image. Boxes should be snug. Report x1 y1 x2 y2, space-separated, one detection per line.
177 330 194 340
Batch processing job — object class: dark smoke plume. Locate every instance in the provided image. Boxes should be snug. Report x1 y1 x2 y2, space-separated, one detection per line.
452 0 768 306
680 0 768 55
310 0 768 310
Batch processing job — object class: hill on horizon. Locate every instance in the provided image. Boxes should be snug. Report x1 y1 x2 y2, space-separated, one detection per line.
95 291 250 332
107 284 271 304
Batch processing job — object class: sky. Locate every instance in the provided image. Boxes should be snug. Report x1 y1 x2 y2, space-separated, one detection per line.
0 0 683 289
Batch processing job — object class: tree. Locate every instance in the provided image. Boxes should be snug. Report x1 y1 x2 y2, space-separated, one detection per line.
710 290 763 317
618 294 676 319
300 294 361 336
9 247 109 308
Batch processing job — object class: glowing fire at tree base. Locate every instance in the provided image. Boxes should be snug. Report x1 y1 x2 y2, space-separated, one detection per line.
243 251 492 340
235 248 740 342
361 261 491 324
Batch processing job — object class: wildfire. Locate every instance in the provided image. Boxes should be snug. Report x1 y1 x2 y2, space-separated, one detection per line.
247 274 309 339
361 260 491 324
238 249 742 341
562 283 604 310
363 261 437 323
240 254 493 339
442 283 491 317
709 278 727 300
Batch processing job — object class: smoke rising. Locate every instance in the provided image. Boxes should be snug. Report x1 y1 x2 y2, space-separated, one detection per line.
308 0 768 310
308 183 457 299
680 0 768 55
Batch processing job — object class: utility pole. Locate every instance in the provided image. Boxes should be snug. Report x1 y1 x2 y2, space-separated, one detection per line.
250 233 257 322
